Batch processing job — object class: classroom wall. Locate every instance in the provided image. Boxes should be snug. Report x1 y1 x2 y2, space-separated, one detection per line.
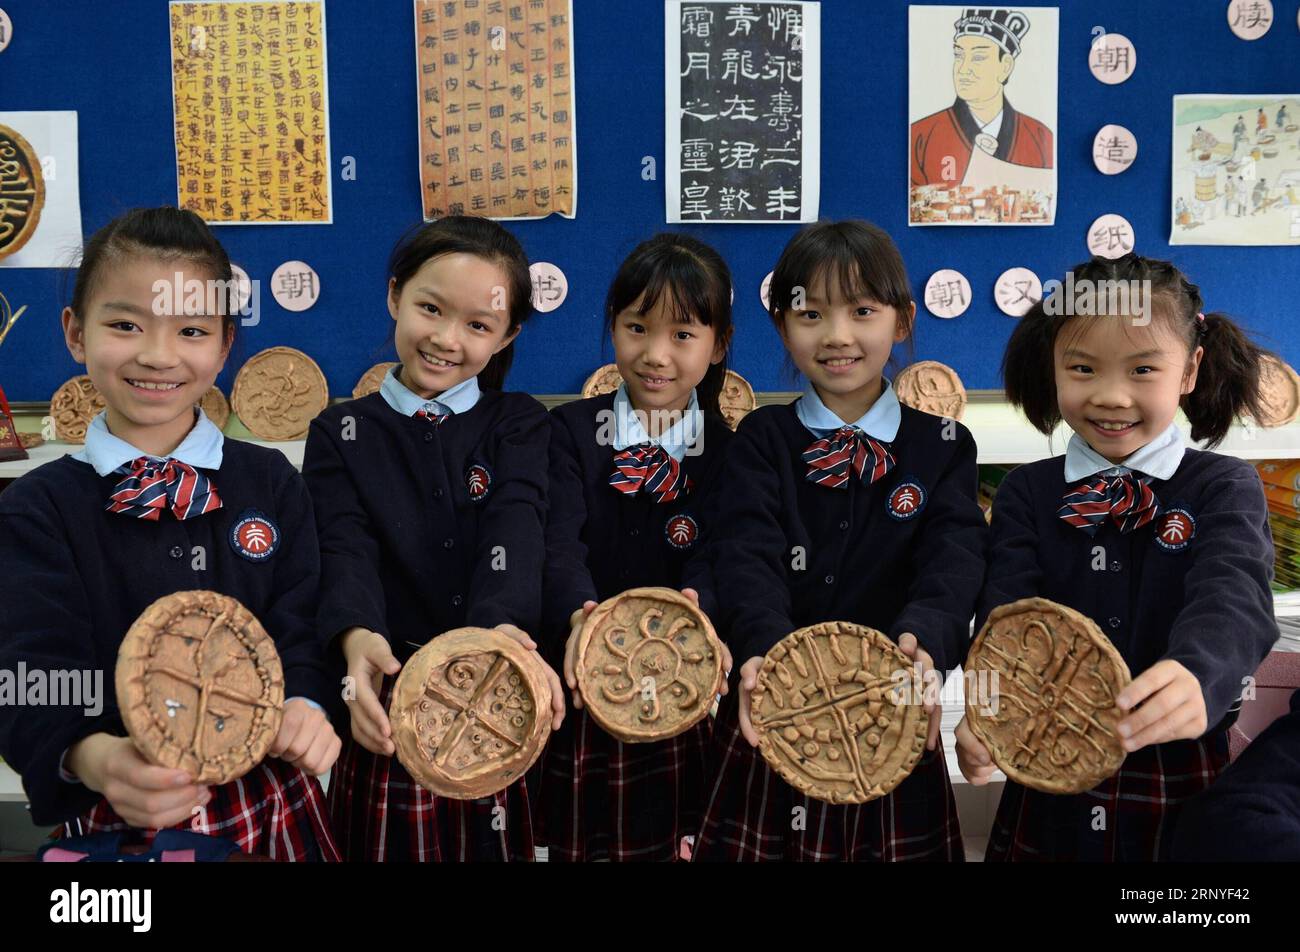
0 0 1298 403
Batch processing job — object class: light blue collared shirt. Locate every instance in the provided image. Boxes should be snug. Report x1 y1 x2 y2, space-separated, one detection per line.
72 409 224 475
609 383 704 463
795 378 902 442
1063 422 1185 483
379 365 481 419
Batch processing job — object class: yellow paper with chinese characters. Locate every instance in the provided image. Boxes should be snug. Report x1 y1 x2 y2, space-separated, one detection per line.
170 1 333 224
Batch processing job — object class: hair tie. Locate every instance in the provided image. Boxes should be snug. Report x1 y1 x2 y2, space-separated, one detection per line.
1195 311 1207 336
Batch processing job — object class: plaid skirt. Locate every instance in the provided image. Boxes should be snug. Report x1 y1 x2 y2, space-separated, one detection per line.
62 757 338 862
535 708 710 862
985 733 1229 862
327 676 536 862
691 694 963 862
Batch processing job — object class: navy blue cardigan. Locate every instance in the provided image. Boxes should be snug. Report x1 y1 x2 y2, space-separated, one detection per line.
541 393 734 657
687 401 987 674
0 441 330 825
977 450 1278 727
302 390 549 670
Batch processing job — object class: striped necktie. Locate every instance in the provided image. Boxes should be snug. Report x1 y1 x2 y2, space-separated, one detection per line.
803 426 895 489
609 443 692 503
1058 473 1160 536
106 457 222 521
415 402 449 425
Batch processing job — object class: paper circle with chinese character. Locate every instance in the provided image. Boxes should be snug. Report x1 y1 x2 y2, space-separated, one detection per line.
0 123 45 260
760 271 773 312
751 621 929 804
994 267 1043 317
1254 355 1300 427
231 346 330 441
923 269 972 319
576 588 724 744
529 262 568 313
967 597 1131 795
50 375 106 444
1092 125 1138 175
116 591 284 785
1088 32 1136 84
230 264 252 315
1087 214 1136 260
0 10 12 53
1228 0 1273 40
390 627 553 800
270 260 320 313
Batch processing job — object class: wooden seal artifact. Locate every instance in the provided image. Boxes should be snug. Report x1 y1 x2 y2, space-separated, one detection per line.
751 621 929 804
966 597 1131 795
50 375 106 443
893 360 967 421
1255 355 1300 428
199 386 230 430
390 627 552 800
576 587 724 743
0 124 46 261
231 346 329 440
116 591 284 785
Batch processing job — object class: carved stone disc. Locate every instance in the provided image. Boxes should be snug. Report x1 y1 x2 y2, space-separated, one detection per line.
50 375 106 444
894 360 967 421
116 591 284 785
231 346 329 440
966 597 1131 794
1254 355 1300 428
719 369 757 430
751 622 929 804
352 362 399 399
576 587 724 744
390 628 552 800
581 363 623 399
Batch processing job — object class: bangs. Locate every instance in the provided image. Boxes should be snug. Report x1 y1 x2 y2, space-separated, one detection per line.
609 244 728 328
769 220 912 315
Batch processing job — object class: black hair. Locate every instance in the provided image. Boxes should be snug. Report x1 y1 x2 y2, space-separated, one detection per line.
767 219 915 378
387 215 533 391
69 207 237 342
604 233 734 419
1002 253 1268 447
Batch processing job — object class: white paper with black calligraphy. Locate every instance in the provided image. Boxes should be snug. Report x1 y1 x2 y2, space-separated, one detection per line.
665 0 820 224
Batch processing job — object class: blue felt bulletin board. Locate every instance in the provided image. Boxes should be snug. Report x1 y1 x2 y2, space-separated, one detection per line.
0 0 1298 402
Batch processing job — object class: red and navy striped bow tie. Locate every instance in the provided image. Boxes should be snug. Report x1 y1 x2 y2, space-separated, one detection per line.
803 426 895 489
415 404 449 425
1058 473 1160 536
106 457 222 521
609 443 693 503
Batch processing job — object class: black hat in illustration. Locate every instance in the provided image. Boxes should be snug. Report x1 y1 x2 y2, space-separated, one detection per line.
954 8 1031 58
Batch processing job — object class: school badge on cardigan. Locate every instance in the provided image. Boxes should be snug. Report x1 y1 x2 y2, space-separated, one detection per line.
665 513 699 550
465 464 492 502
886 480 927 521
1153 507 1196 552
229 509 280 562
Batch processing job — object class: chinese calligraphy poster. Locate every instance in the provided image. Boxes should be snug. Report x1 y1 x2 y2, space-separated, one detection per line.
908 5 1057 226
666 0 821 224
415 0 577 221
169 0 333 225
1170 94 1300 246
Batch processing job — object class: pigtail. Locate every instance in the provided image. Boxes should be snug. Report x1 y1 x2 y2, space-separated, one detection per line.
1181 312 1267 447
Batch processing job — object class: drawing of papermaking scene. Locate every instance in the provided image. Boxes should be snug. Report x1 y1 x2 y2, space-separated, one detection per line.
1171 94 1300 246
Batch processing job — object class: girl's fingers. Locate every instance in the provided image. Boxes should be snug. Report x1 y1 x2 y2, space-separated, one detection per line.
1117 661 1179 711
353 679 391 738
1124 701 1202 751
926 710 941 751
571 686 584 710
1118 686 1185 742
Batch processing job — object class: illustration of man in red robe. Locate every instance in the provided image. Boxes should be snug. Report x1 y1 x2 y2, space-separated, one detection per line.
911 8 1054 187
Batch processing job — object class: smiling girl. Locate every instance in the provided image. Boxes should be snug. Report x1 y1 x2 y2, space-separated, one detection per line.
956 253 1279 861
302 216 563 862
0 208 340 860
689 220 987 862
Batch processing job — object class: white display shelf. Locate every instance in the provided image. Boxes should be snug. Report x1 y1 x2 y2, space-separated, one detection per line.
0 763 25 804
